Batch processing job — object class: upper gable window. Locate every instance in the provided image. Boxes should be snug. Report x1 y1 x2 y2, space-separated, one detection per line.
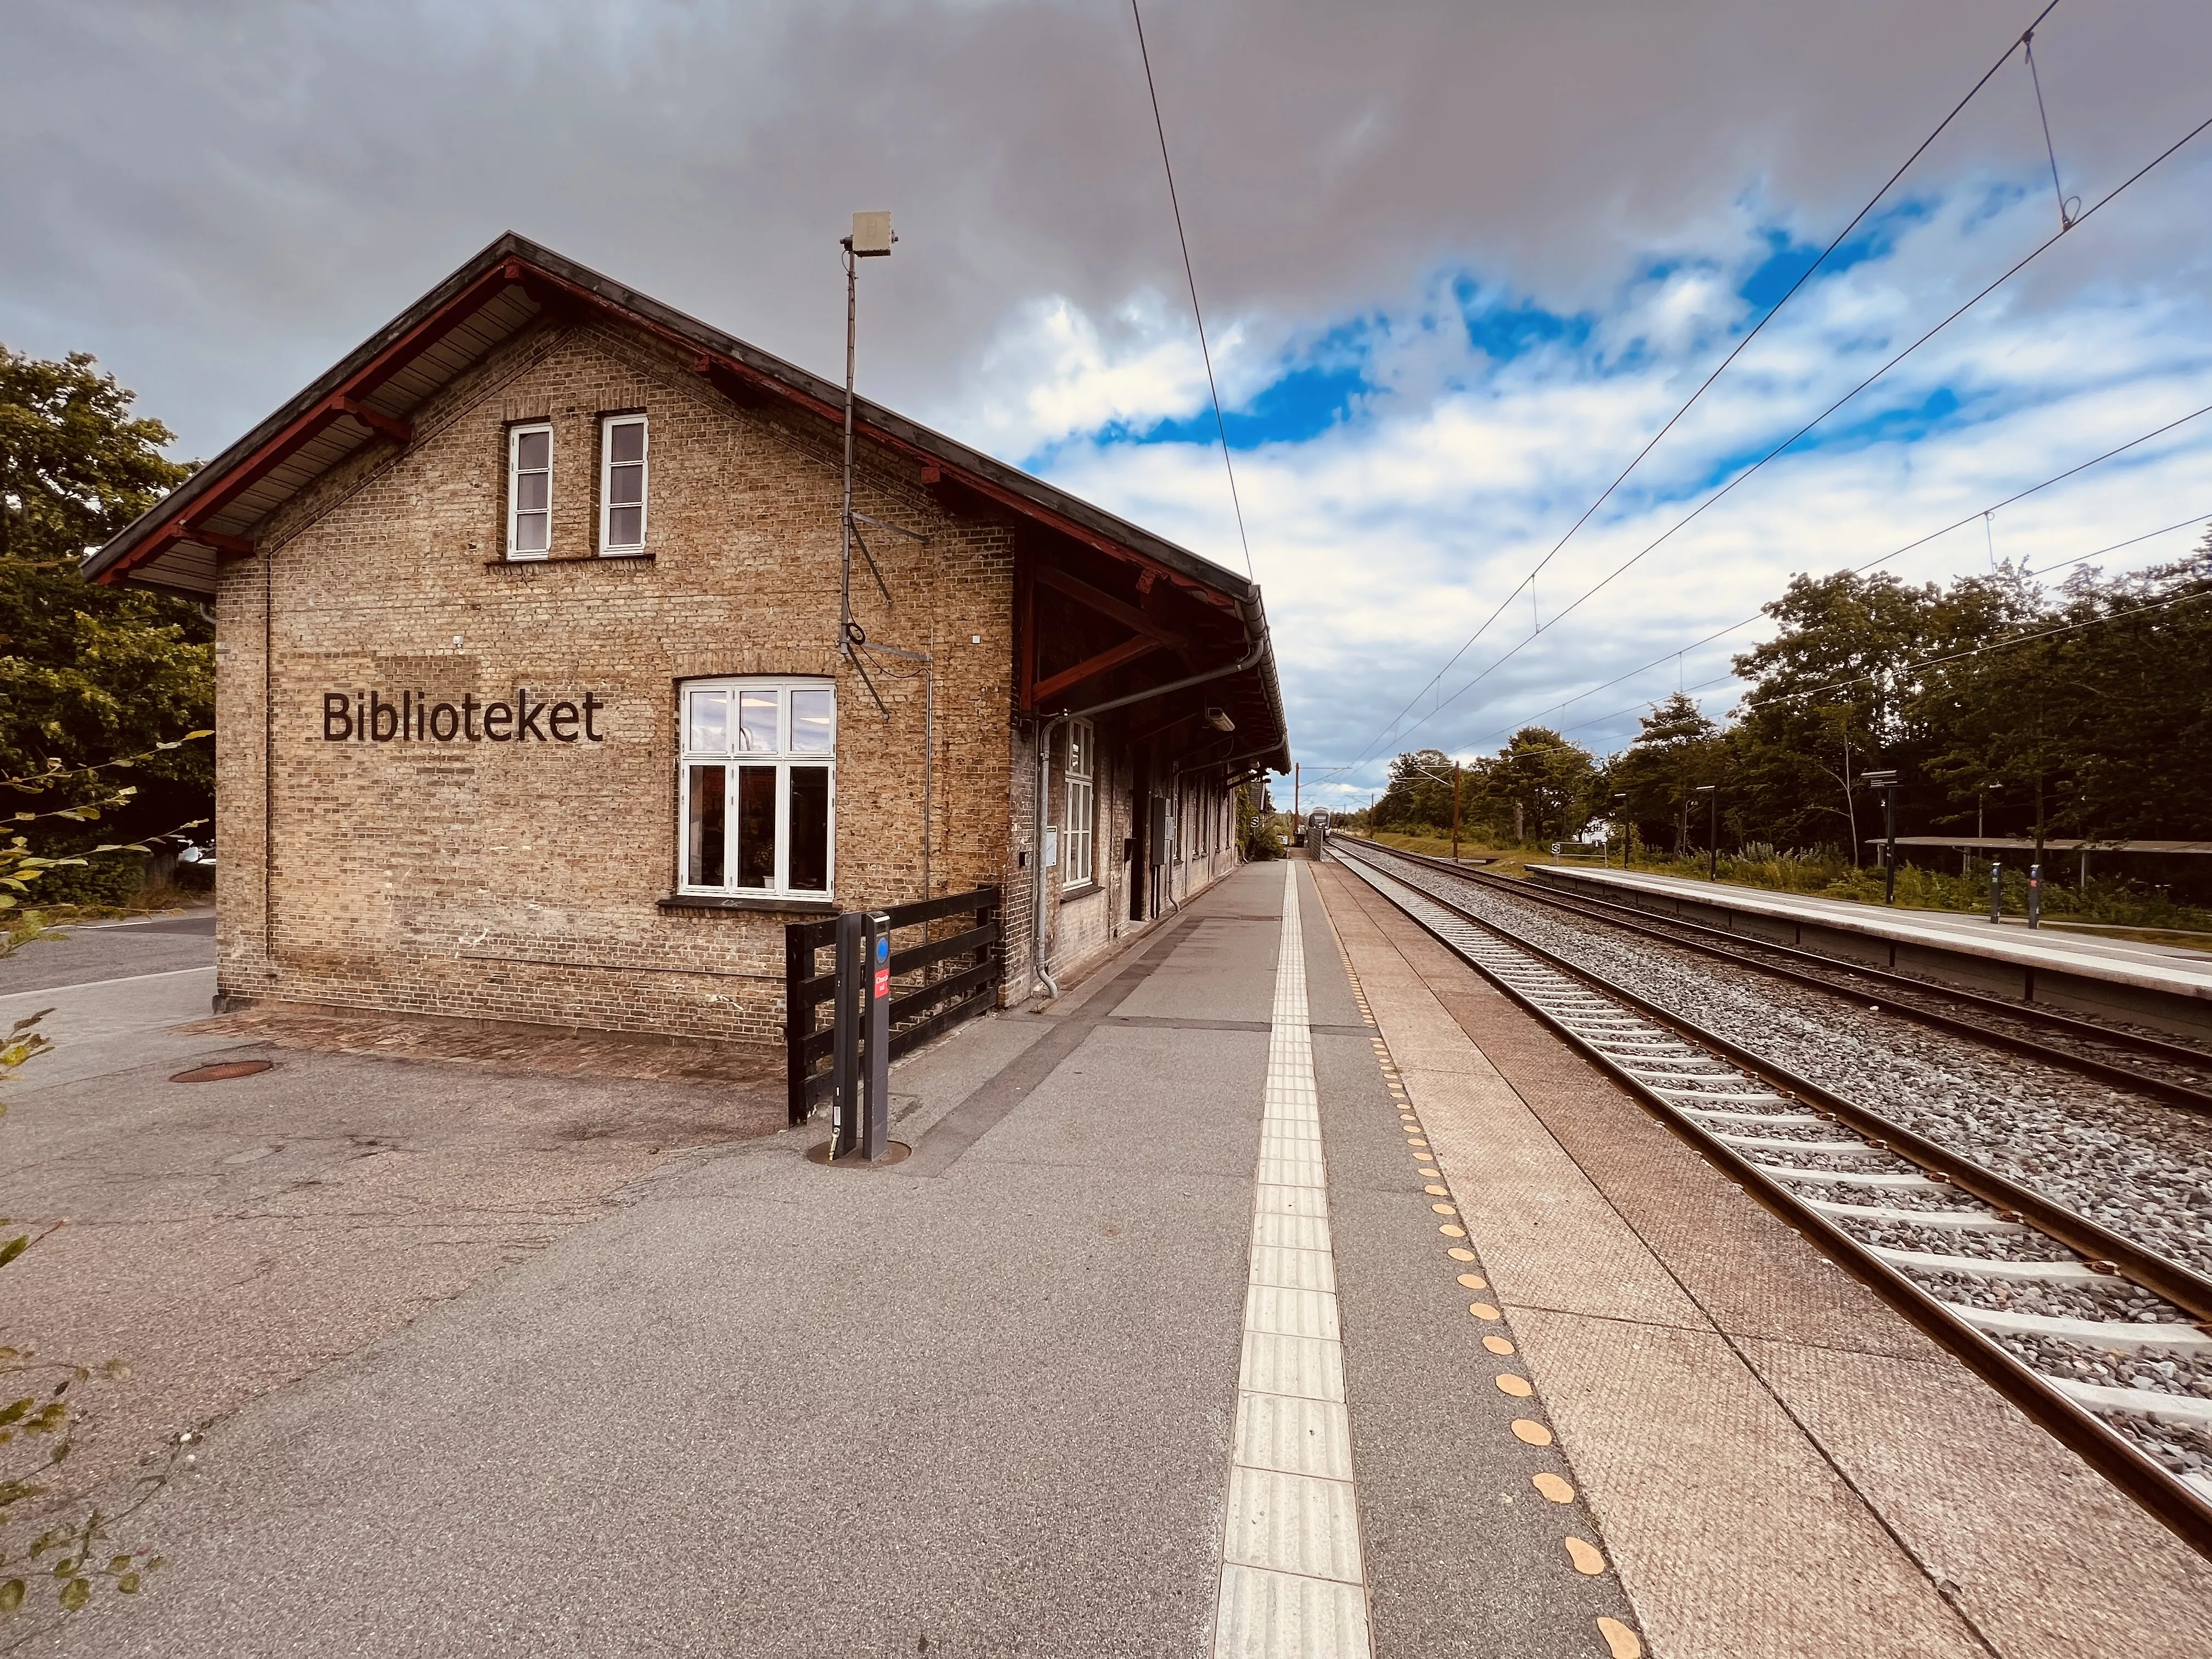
507 424 552 559
600 415 648 555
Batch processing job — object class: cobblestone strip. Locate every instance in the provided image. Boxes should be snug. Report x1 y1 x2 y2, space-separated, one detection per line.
1213 862 1375 1658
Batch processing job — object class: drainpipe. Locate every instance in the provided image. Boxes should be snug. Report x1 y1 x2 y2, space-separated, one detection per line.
1028 619 1274 1001
1165 760 1183 913
1031 714 1066 1001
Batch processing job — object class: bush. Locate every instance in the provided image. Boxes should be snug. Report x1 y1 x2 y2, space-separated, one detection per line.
24 847 145 908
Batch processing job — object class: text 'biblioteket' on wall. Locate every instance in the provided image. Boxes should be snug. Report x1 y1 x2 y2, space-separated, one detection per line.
320 688 608 744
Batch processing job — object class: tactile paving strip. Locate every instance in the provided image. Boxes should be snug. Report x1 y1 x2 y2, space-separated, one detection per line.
1321 857 1649 1659
1213 862 1375 1658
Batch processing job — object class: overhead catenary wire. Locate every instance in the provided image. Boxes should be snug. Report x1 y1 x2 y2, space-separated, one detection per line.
1520 510 2211 746
1353 0 2061 765
1362 106 2212 763
1521 575 2212 752
1469 403 2212 748
1130 0 1255 582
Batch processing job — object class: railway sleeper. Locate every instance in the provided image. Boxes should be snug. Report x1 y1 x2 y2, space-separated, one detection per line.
1801 1197 2029 1233
1942 1302 2212 1351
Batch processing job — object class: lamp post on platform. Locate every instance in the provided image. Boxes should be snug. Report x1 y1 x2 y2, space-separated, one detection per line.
1864 769 1900 904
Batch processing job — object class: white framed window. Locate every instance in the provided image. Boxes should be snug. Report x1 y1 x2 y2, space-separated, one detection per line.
507 423 553 558
600 414 648 554
678 677 836 899
1063 718 1095 889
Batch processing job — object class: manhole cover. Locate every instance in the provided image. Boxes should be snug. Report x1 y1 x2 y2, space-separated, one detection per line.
804 1139 912 1169
171 1060 276 1084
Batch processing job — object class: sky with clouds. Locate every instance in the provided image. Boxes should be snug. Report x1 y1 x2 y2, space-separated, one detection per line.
6 0 2209 804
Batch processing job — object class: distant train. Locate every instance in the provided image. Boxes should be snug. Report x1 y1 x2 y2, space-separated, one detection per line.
1304 810 1331 848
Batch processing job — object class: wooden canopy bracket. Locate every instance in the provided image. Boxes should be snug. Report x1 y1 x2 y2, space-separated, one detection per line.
1034 565 1189 648
329 397 413 445
1031 635 1165 706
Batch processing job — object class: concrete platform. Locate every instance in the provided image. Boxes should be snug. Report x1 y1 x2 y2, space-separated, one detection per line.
16 861 1631 1659
1527 861 2212 1040
14 857 2209 1657
1314 856 2212 1658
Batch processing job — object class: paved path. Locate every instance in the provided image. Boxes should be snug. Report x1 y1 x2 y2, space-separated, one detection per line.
25 862 1630 1658
15 859 2202 1656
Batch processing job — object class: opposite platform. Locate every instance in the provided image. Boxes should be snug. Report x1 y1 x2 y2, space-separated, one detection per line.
1527 859 2212 1039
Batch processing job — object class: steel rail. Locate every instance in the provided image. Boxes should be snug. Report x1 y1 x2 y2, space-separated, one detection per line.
1350 838 2212 1113
1329 839 2212 1560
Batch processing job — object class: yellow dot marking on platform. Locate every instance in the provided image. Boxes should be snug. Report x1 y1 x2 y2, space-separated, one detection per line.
1424 1184 1450 1197
1532 1472 1574 1504
1448 1247 1477 1262
1457 1273 1488 1290
1495 1373 1533 1398
1439 1223 1467 1238
1565 1537 1606 1576
1596 1617 1643 1657
1431 1203 1458 1216
1469 1302 1500 1321
1483 1335 1515 1356
1408 1140 1430 1150
1510 1419 1552 1446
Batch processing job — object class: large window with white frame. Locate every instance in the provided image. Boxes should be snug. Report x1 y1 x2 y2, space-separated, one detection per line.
507 422 553 558
678 678 835 899
600 414 648 554
1063 719 1095 889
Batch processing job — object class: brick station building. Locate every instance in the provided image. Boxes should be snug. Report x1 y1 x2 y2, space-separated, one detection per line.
86 233 1289 1048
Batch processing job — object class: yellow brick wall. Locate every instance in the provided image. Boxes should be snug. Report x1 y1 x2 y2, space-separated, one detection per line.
215 320 1020 1045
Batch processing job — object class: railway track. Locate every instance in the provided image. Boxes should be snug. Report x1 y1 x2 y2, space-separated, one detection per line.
1327 835 2212 1560
1363 838 2212 1111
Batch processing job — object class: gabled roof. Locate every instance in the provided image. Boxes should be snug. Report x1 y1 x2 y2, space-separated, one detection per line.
87 232 1287 771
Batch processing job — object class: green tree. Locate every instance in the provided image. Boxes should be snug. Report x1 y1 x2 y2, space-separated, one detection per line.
1480 727 1598 847
1724 569 2010 860
1372 750 1459 835
1917 544 2212 858
0 347 210 888
1607 693 1719 854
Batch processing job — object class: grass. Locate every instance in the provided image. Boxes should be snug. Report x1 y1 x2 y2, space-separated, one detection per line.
1362 827 2212 938
1591 847 2212 937
32 879 213 924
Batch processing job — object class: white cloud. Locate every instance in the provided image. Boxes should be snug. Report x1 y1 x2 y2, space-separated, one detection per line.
957 174 2212 794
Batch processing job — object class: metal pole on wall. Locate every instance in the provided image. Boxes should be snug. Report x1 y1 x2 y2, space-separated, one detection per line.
840 242 856 649
838 210 894 661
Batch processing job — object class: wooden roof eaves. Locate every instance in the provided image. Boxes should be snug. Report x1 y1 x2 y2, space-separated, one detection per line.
85 247 536 585
83 235 1281 759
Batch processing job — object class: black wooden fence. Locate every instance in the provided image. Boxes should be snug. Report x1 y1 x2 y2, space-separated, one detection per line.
785 886 1003 1124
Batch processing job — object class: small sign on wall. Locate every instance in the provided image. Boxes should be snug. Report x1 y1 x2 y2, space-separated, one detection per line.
1043 827 1059 867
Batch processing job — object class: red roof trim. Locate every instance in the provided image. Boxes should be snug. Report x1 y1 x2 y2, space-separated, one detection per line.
105 261 520 581
101 250 1233 616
